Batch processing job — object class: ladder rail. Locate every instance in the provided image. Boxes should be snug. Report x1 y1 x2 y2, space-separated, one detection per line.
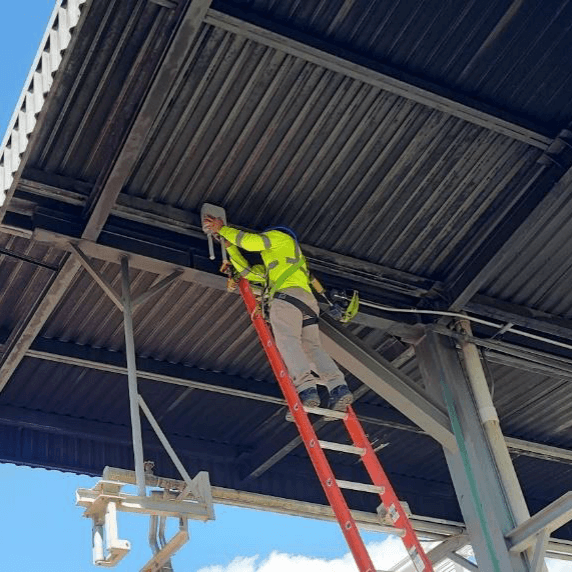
238 278 433 572
344 406 433 572
238 279 377 572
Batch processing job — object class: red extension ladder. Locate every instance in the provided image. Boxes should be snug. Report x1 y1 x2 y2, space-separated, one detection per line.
238 278 434 572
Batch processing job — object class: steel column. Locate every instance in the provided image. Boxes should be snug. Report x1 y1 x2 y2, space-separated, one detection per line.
121 256 146 497
416 329 530 572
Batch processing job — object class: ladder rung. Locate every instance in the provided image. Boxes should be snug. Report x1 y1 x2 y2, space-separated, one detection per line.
318 440 366 455
336 480 385 494
303 405 347 419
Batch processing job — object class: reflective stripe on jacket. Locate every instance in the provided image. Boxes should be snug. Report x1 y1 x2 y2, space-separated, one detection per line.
219 227 312 294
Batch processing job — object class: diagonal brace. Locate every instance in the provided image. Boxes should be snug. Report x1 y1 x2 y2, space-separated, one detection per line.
320 316 457 452
507 491 572 553
133 270 183 307
138 395 198 498
447 551 479 571
70 242 123 310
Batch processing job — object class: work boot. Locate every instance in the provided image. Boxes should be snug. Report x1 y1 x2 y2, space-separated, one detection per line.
285 386 320 421
299 386 320 407
328 384 353 411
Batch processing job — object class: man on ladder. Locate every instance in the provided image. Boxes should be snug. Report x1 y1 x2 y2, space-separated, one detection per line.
203 215 353 412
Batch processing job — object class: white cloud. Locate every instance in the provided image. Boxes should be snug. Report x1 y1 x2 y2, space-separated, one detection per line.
547 559 572 572
197 536 572 572
197 536 408 572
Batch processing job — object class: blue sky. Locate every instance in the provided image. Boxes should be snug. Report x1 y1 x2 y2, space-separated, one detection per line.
1 2 571 572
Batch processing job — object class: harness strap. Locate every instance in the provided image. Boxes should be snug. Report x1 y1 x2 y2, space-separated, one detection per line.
274 292 319 328
268 256 306 301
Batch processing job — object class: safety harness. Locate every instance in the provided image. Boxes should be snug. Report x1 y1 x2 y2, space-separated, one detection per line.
223 230 359 324
273 292 319 327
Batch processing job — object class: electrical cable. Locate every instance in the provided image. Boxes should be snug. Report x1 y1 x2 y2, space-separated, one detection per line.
359 300 572 353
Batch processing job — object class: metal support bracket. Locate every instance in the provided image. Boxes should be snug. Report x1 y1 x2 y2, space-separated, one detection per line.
83 481 132 567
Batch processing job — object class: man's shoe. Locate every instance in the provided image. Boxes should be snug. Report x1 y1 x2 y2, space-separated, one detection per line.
286 386 320 421
299 386 320 408
328 384 354 411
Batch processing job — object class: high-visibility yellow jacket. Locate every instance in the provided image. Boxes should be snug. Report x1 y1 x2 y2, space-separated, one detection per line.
218 226 312 295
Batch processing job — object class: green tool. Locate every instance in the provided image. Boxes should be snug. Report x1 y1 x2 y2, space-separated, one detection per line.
310 277 359 323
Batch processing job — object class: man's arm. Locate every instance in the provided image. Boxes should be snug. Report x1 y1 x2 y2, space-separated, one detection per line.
219 227 273 252
202 216 267 282
202 215 289 252
226 244 266 283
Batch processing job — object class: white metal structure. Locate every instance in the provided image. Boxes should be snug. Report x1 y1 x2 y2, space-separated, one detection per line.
70 249 215 570
77 467 214 570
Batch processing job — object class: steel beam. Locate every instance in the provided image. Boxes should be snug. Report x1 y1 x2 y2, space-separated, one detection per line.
25 340 425 435
83 0 213 240
507 492 572 553
320 315 457 452
416 330 530 572
121 257 147 496
103 466 465 538
205 7 551 149
16 335 572 466
17 183 572 364
465 294 572 343
449 163 572 309
243 350 416 480
504 437 572 464
531 529 550 572
16 173 439 308
391 532 470 571
0 0 213 396
429 323 572 380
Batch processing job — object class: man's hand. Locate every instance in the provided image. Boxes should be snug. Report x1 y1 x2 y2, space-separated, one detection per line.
203 215 224 234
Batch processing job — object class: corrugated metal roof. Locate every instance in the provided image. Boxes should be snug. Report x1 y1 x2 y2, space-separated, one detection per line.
3 0 572 547
483 173 572 317
0 0 87 197
0 234 64 333
117 23 542 280
221 0 572 130
39 261 274 379
24 0 182 184
487 361 572 447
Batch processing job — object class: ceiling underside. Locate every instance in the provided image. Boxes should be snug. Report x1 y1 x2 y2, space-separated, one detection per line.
2 0 572 543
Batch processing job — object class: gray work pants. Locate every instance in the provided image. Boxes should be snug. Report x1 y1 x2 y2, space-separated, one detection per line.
269 287 347 393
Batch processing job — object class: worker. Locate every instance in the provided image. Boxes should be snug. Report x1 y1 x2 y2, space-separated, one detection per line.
203 215 353 412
